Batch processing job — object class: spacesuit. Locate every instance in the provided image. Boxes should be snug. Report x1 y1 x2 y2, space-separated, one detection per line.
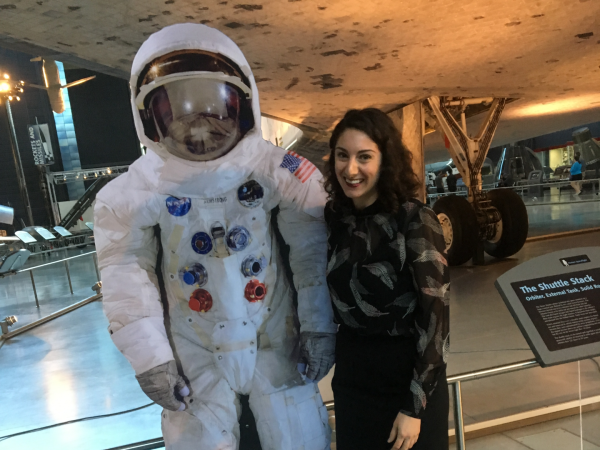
94 23 336 450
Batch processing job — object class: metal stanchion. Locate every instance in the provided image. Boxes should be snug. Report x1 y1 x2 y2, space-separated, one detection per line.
5 99 34 226
453 381 466 450
93 253 101 282
29 271 39 308
64 260 73 294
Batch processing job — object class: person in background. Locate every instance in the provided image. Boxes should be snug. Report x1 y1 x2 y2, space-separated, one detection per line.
435 170 446 194
324 108 450 450
570 154 583 195
446 170 457 193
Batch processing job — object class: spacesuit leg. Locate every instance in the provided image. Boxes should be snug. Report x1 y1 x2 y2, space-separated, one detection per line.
249 382 331 450
162 330 241 450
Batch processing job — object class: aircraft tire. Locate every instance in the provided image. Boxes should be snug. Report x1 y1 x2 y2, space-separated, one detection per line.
432 195 478 266
484 189 528 258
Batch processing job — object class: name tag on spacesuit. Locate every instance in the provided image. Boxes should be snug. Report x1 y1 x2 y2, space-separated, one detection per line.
202 196 229 207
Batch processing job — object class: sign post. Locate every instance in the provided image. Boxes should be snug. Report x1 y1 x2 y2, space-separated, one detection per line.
28 121 59 224
5 100 34 226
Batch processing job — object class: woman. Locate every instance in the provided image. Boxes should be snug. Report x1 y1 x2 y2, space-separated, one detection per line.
570 155 583 196
324 109 449 450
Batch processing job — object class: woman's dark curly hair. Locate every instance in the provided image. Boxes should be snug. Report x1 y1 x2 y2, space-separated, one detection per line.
324 108 420 213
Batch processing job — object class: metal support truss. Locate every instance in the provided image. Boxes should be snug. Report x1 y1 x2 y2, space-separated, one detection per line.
427 96 507 203
50 165 130 185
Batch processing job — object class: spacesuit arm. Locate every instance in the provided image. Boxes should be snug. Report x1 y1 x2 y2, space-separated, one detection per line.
94 181 174 375
276 168 337 334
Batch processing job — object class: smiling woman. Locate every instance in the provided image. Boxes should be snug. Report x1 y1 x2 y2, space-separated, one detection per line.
323 109 450 450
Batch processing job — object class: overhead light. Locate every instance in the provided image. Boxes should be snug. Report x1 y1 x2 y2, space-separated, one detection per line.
16 96 20 101
0 82 10 92
83 174 87 179
106 167 112 174
94 172 98 177
507 94 600 118
3 73 9 79
7 96 12 101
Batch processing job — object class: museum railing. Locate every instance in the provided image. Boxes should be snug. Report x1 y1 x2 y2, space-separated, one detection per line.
426 177 600 207
0 250 101 340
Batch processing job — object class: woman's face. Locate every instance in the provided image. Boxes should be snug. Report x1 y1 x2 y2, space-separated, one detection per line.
334 128 382 209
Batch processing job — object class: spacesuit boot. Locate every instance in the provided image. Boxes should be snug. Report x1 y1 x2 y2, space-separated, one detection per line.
94 23 336 450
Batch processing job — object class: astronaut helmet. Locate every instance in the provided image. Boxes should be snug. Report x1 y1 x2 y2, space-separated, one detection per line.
134 49 255 161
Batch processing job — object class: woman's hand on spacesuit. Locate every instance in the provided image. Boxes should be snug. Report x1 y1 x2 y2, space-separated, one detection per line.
299 332 336 382
135 360 190 411
387 412 421 450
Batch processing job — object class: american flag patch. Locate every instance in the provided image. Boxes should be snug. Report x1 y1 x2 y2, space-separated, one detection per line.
279 151 316 183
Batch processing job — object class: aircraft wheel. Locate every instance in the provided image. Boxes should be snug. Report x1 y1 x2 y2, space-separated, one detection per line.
432 195 478 266
484 189 528 258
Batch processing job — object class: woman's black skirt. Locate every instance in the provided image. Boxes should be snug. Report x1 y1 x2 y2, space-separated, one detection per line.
332 328 449 450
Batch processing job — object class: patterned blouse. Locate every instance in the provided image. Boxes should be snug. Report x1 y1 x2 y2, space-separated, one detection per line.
325 198 450 419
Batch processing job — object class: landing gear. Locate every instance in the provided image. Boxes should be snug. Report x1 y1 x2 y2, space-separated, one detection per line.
432 190 527 265
426 96 529 265
483 189 528 258
433 195 478 266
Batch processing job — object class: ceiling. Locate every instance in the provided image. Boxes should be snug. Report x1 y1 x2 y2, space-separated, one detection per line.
1 0 599 162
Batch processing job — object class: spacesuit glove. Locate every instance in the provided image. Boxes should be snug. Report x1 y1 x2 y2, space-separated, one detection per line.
300 332 336 382
135 360 189 411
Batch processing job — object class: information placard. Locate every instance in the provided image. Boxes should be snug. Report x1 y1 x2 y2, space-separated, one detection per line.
34 227 56 241
496 247 600 367
53 226 72 237
511 268 600 351
15 231 37 244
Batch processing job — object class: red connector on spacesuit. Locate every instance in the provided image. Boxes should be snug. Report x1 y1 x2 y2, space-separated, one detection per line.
244 280 266 302
189 289 213 312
